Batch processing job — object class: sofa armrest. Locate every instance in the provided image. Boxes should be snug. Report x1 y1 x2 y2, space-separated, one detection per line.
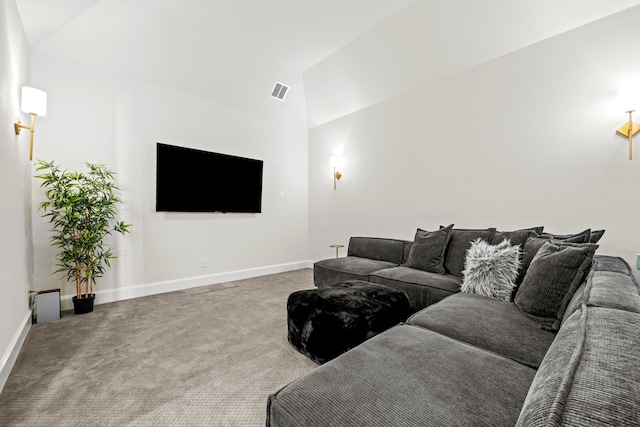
347 237 409 264
517 305 640 426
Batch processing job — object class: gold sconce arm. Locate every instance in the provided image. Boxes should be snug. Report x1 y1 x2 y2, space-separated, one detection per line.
330 155 344 190
14 114 36 161
333 167 342 190
616 110 640 160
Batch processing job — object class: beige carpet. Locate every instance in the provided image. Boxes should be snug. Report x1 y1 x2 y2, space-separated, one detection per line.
0 269 318 426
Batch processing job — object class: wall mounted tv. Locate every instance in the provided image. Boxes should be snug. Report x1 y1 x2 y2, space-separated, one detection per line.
156 143 263 213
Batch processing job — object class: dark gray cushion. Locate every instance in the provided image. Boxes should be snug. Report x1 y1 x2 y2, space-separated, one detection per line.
589 229 605 243
491 228 538 248
541 229 591 243
516 236 551 287
516 306 640 427
515 241 597 331
369 266 462 312
442 227 497 278
347 237 407 264
268 324 536 427
408 293 556 369
313 257 396 288
403 225 453 274
401 241 413 263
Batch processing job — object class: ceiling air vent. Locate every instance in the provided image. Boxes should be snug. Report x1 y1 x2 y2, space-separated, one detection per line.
270 81 289 101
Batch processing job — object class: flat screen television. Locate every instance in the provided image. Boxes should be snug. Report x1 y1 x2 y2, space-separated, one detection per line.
156 143 263 213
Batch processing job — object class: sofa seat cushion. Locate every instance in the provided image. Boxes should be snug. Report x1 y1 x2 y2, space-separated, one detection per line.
516 306 640 426
368 266 462 312
408 293 556 369
268 324 536 427
313 257 397 288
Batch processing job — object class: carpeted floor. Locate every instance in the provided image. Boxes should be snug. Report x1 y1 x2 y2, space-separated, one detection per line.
0 269 318 426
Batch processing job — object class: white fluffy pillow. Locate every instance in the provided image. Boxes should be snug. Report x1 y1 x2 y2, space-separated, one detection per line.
461 238 521 302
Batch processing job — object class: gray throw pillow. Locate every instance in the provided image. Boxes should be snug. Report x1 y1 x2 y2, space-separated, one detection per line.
515 241 598 331
441 227 497 278
491 228 539 248
541 229 591 244
590 229 605 243
403 225 453 274
516 236 550 285
461 239 521 302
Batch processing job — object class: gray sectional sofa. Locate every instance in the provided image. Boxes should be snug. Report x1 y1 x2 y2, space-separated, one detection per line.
314 236 461 312
268 229 640 426
315 229 530 312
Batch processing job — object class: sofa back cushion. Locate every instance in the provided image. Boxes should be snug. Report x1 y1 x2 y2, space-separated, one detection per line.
402 241 413 264
347 237 406 264
540 229 592 243
442 227 496 278
516 306 640 427
589 229 605 243
516 236 551 286
490 228 539 248
514 241 597 331
403 225 453 274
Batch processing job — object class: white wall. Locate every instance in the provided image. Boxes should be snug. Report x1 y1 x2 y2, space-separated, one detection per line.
304 0 640 128
30 51 309 307
307 6 640 276
0 0 32 390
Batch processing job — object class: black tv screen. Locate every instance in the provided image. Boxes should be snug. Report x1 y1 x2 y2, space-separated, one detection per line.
156 143 263 213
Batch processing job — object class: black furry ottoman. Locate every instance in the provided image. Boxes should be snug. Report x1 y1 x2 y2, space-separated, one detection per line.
287 280 410 364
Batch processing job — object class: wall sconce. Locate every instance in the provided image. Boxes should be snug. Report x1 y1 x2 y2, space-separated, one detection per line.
14 86 47 161
330 156 344 190
616 84 640 160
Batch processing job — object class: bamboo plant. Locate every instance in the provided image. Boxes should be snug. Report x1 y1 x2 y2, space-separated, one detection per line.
35 160 131 300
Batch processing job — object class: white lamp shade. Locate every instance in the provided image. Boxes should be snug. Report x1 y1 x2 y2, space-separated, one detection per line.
330 156 344 169
21 86 47 116
617 83 640 112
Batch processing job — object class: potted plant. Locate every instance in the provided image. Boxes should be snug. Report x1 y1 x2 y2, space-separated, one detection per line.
35 160 131 314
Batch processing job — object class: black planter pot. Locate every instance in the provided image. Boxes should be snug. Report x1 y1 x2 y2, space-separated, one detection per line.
72 295 95 314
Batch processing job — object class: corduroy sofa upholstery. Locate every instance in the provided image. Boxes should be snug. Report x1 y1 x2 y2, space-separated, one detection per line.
267 255 640 426
314 236 463 312
313 227 573 313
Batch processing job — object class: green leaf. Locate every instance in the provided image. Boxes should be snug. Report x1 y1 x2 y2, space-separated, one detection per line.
34 159 132 288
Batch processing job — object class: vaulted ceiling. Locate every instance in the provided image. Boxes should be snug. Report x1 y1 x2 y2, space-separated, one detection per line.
17 0 414 72
16 0 640 120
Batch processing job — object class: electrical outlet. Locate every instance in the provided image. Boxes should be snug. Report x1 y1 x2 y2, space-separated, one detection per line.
200 259 206 268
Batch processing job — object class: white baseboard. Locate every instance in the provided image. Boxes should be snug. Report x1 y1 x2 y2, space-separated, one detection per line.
60 260 314 311
0 309 32 394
